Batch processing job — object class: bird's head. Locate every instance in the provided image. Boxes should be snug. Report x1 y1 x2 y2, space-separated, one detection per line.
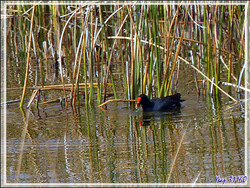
136 94 149 107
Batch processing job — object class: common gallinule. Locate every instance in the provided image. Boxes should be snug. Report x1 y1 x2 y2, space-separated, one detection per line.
137 93 184 112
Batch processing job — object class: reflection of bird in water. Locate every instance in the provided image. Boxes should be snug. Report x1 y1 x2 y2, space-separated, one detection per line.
138 108 182 127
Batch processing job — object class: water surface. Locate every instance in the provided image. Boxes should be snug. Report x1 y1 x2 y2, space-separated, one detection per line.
5 90 245 184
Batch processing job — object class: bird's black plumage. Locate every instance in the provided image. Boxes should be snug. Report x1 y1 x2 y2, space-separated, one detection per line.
137 93 183 111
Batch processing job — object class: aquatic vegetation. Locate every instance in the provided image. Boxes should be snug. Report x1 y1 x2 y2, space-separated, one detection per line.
4 3 247 108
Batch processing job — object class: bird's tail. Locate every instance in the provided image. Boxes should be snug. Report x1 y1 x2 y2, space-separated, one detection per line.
168 93 181 101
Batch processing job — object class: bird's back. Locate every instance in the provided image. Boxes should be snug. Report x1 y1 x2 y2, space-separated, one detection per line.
151 93 181 111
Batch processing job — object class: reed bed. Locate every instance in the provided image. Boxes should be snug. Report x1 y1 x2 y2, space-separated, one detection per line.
5 3 247 108
5 3 247 184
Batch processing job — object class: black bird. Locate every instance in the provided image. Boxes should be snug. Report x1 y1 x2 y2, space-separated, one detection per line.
136 93 184 112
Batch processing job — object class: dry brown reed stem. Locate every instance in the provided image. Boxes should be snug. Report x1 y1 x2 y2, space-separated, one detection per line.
38 88 84 92
26 82 113 107
34 83 110 89
20 5 35 108
27 89 39 108
39 98 62 105
143 60 150 93
98 99 137 107
72 42 84 106
70 31 84 104
8 83 111 91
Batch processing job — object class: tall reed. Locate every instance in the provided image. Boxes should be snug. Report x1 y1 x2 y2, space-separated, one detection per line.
20 5 35 108
7 4 245 108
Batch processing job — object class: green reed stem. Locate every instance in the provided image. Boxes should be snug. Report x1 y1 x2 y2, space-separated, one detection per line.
152 6 161 96
130 8 135 100
207 6 213 95
227 5 233 93
148 45 154 98
82 7 90 106
212 5 219 97
72 32 84 106
142 7 150 96
127 5 144 99
88 9 94 105
139 5 145 95
165 6 190 96
160 6 180 97
20 5 35 108
216 5 224 96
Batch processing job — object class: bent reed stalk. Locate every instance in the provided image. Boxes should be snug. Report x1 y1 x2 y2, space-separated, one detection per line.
98 99 137 107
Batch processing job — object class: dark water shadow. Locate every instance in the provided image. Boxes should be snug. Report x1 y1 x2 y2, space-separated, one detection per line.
138 107 182 127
